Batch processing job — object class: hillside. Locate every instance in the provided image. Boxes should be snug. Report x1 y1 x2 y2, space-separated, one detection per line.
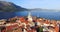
0 1 27 12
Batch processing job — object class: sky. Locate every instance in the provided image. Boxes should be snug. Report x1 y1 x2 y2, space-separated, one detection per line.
1 0 60 10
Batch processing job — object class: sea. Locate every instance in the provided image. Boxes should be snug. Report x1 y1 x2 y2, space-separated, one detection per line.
0 11 60 20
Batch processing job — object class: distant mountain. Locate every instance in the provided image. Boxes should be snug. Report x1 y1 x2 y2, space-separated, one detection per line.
0 1 28 12
0 1 60 12
29 8 60 12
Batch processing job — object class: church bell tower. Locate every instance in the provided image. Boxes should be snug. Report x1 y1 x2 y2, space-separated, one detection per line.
28 12 33 22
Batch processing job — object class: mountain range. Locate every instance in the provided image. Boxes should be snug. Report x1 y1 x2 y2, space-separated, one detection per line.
29 8 60 12
0 1 60 12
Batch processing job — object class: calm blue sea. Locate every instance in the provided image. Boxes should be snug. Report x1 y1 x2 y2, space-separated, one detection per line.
0 11 60 20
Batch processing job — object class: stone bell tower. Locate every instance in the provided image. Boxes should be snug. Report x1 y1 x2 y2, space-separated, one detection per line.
28 12 33 22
